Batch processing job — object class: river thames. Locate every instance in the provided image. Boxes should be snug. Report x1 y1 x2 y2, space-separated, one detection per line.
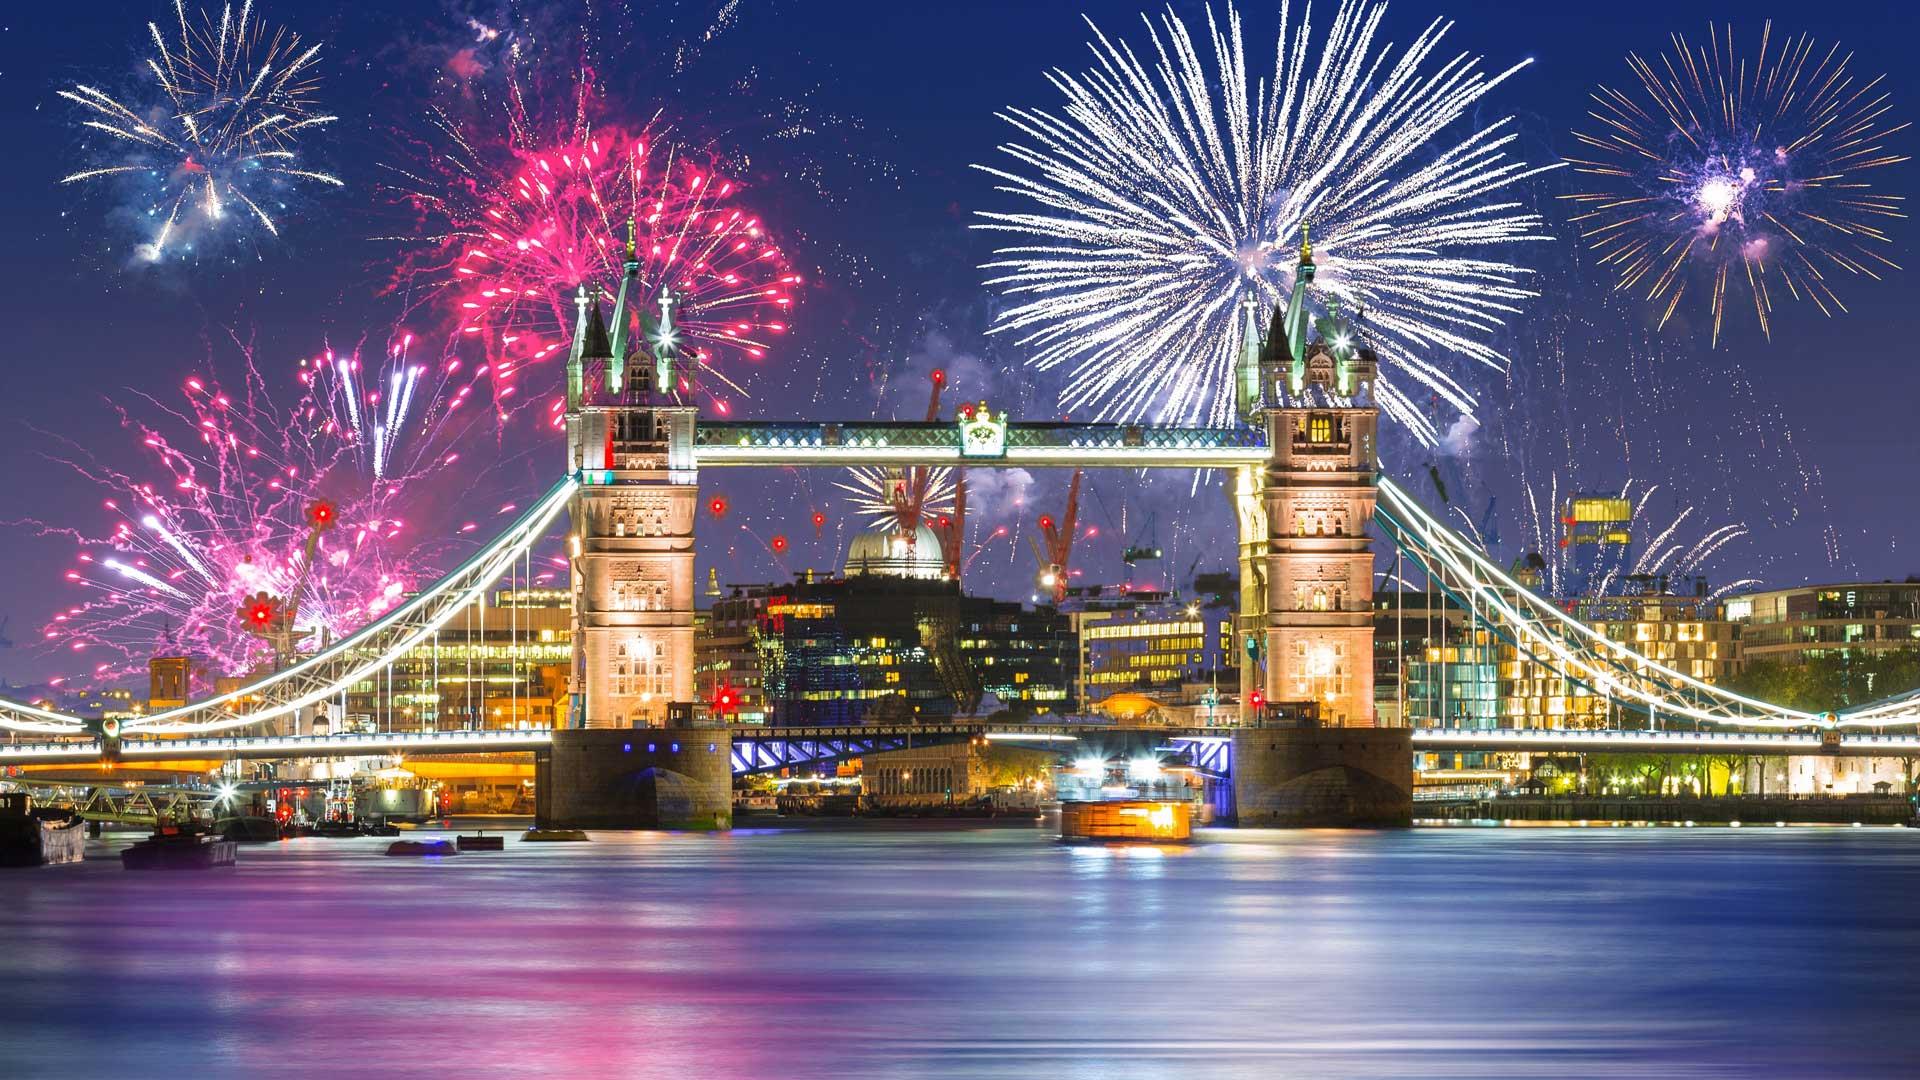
0 822 1914 1078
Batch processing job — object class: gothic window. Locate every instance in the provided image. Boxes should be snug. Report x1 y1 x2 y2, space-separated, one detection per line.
1311 587 1328 612
1309 414 1333 443
611 636 671 699
610 576 669 612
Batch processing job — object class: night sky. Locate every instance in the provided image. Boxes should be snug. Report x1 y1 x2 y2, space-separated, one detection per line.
0 0 1915 686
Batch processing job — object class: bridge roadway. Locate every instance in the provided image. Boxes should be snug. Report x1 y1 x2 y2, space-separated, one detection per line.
3 725 1919 771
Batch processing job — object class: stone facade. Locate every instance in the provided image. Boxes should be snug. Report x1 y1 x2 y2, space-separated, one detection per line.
1231 726 1412 827
565 375 698 728
1264 404 1379 727
534 727 732 830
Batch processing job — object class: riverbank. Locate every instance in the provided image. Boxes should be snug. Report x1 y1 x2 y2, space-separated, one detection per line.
1422 794 1910 825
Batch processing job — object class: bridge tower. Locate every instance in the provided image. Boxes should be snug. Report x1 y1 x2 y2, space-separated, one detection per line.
563 228 698 728
1242 227 1380 726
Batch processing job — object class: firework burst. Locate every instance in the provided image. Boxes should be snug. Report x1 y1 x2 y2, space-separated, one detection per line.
834 466 958 531
398 119 796 423
59 0 341 262
28 336 485 685
1565 22 1910 344
975 0 1555 443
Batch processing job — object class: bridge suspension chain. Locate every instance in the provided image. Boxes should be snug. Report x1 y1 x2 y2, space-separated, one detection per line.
1375 477 1822 731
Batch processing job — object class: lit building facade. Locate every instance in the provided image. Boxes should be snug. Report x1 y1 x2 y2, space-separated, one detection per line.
1081 599 1236 703
694 582 779 723
1560 494 1632 596
337 588 572 731
746 574 1075 725
1724 582 1920 664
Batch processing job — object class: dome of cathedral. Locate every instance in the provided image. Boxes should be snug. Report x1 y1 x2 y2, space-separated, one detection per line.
844 524 946 580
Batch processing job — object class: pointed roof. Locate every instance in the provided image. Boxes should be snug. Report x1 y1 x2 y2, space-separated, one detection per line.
1258 302 1291 369
579 298 612 360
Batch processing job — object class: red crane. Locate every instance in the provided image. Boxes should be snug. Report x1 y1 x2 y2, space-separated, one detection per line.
886 369 949 556
1031 468 1083 604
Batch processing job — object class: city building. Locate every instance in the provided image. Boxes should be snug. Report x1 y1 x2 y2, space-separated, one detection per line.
697 526 1076 725
1724 582 1920 664
1559 493 1632 596
694 584 779 723
336 588 574 731
1080 597 1236 704
1372 589 1465 728
1577 580 1743 687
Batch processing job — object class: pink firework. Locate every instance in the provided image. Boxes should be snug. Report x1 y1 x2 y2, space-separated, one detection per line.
443 128 797 423
30 336 489 687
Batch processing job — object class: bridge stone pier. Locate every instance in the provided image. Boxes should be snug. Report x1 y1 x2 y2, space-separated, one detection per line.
1231 724 1413 827
534 728 733 831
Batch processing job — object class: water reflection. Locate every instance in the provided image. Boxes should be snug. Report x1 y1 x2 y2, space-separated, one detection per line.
0 823 1914 1077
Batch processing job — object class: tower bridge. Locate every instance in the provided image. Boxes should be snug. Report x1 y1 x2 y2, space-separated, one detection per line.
4 236 1918 827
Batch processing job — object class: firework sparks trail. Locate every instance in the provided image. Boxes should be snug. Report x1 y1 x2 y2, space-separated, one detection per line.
1565 21 1910 344
24 335 492 685
1514 477 1760 601
974 0 1557 444
59 1 341 262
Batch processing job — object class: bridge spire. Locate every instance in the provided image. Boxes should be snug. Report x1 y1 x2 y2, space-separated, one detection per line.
1284 221 1316 394
606 215 640 395
566 283 605 408
1235 290 1263 419
654 284 679 397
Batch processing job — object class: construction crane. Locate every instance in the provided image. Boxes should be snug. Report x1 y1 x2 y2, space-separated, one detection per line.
885 369 949 552
236 499 337 669
1122 510 1163 566
1031 469 1083 604
937 474 966 581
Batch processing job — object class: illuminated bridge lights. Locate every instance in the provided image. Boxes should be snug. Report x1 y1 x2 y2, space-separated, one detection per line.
7 725 1916 772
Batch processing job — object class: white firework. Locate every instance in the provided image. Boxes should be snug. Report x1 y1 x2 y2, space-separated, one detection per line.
975 0 1556 442
834 466 958 530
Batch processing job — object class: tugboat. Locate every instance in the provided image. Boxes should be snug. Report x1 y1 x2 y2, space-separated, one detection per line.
121 821 237 870
0 792 86 867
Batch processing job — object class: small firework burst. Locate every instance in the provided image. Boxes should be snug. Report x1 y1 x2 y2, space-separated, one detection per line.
1565 21 1909 343
60 0 342 262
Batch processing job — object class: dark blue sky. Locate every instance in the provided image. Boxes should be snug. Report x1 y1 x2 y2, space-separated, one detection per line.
0 0 1915 683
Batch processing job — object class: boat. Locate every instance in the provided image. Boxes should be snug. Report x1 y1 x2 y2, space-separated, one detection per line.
309 819 364 838
363 819 402 837
0 793 86 867
522 828 589 842
456 833 504 851
121 824 237 870
1059 800 1193 842
385 839 457 856
216 816 282 843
